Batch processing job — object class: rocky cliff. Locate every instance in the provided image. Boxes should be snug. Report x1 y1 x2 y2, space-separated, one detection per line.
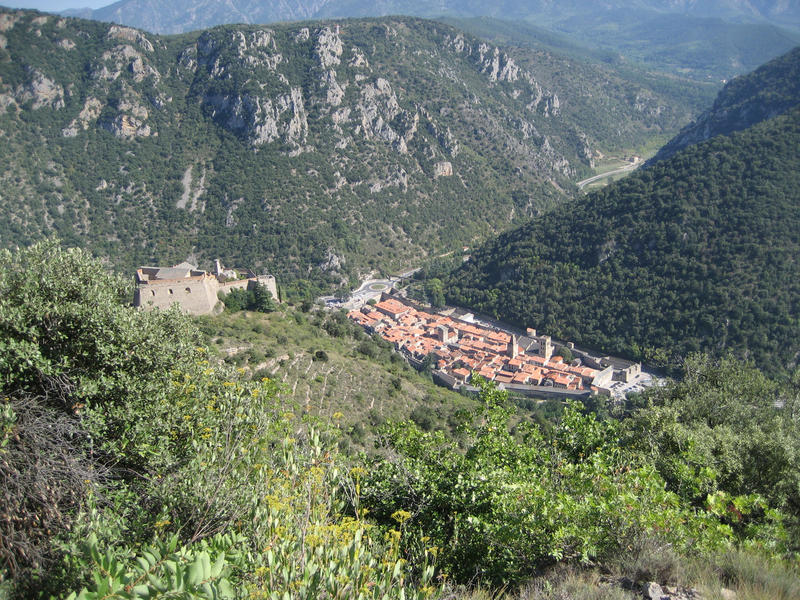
0 8 706 285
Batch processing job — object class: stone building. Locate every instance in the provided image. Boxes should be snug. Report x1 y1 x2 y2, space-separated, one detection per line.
133 261 278 315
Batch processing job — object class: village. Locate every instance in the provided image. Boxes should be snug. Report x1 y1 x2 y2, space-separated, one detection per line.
131 260 653 400
348 294 654 400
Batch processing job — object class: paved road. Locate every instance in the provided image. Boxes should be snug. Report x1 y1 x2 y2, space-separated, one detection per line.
321 278 395 310
577 161 641 190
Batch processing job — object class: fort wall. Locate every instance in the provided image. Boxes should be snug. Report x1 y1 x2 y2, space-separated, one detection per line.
134 271 278 316
133 275 219 315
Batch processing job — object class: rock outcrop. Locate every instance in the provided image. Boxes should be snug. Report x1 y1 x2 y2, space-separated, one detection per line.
434 161 453 177
3 68 65 110
107 25 154 52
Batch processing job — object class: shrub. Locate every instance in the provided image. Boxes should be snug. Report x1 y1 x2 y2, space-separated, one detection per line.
360 380 759 586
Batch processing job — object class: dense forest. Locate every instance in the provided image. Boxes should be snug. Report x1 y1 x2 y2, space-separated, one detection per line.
0 8 714 290
445 105 800 375
2 241 799 598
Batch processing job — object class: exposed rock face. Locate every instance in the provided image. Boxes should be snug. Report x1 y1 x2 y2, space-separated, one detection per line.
315 26 343 69
107 25 154 52
204 87 309 148
94 44 159 82
434 161 453 177
444 32 560 116
14 68 65 110
478 44 520 82
178 165 208 212
319 248 345 272
425 116 459 157
359 80 396 135
0 12 19 31
369 167 408 193
194 28 313 149
100 114 151 137
349 46 368 68
62 97 103 137
168 21 577 176
321 69 346 106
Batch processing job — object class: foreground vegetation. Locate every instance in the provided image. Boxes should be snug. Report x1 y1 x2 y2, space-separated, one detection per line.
1 241 799 598
196 305 481 453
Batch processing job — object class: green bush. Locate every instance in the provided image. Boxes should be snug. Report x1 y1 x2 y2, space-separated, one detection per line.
360 379 778 586
0 241 439 599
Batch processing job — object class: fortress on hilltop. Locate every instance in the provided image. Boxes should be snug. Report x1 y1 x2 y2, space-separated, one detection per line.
133 260 278 315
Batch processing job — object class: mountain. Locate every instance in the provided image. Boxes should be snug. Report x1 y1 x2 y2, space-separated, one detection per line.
64 0 332 35
444 101 800 375
0 8 710 288
652 45 800 161
60 0 800 81
62 0 800 34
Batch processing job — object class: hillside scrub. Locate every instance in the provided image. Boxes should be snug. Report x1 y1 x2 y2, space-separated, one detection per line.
0 8 711 282
359 378 793 587
0 240 437 598
1 241 798 597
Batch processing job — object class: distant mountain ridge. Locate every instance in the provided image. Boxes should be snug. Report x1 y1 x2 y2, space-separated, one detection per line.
58 0 800 82
63 0 800 33
651 45 800 161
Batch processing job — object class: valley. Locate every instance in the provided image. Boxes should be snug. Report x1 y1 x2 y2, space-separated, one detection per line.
576 155 643 191
2 4 800 599
0 7 715 288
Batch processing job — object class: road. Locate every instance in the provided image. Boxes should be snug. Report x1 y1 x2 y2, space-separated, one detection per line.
577 160 642 190
321 278 396 310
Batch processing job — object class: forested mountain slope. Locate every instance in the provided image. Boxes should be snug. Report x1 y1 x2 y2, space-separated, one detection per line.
65 0 800 34
0 8 706 286
445 106 800 375
652 45 800 161
62 0 800 81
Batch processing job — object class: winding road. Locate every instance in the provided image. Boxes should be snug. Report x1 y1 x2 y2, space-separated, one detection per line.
577 159 642 190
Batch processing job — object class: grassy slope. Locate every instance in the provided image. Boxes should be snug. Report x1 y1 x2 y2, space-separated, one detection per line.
195 306 482 451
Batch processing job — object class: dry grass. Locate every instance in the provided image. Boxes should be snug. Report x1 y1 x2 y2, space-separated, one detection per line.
609 535 686 587
436 548 800 600
196 308 480 450
689 550 800 600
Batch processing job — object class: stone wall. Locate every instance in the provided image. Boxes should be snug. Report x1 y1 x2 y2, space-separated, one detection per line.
135 273 279 316
134 275 219 315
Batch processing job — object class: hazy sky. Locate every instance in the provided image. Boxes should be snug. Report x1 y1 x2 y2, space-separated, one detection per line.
1 0 111 10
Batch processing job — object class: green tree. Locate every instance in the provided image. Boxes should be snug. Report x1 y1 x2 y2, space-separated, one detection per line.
623 354 800 539
425 278 445 308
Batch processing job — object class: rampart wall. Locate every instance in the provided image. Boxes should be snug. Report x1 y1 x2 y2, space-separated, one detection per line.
134 276 219 315
135 273 279 316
